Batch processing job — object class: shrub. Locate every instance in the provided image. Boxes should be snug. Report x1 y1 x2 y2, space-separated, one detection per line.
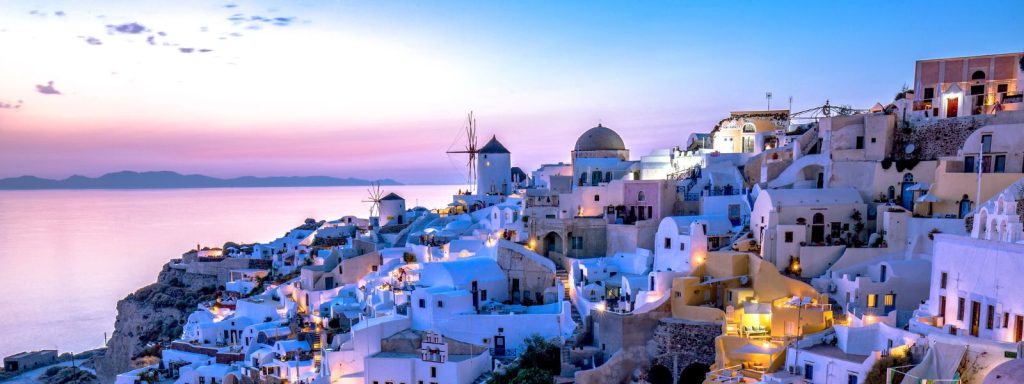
402 252 416 263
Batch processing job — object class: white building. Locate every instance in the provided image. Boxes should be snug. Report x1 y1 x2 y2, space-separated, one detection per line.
652 215 733 274
379 193 407 226
477 136 513 196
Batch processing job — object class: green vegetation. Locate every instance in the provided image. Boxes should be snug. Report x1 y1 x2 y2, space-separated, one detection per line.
489 335 561 384
865 353 912 384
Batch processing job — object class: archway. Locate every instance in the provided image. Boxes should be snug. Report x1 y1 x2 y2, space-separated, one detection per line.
648 364 672 384
223 374 240 384
811 213 825 243
679 362 710 384
543 232 563 259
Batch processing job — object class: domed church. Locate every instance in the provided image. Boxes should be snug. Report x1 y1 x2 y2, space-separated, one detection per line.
571 124 640 189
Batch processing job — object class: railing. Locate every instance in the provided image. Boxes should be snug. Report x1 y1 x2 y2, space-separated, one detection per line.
706 365 744 383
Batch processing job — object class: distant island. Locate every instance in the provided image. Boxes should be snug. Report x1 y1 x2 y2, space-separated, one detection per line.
0 171 402 190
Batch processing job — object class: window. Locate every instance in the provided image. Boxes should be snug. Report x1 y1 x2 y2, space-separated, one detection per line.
784 232 794 243
970 84 985 95
594 194 600 202
939 295 947 317
940 272 948 289
871 137 877 143
972 70 986 80
679 242 685 251
664 238 671 249
848 373 859 384
675 291 681 298
884 294 894 307
880 265 887 282
637 191 646 202
995 155 1006 173
923 87 935 100
431 367 437 378
437 300 444 308
982 134 993 153
419 299 425 308
571 236 583 250
988 305 996 330
855 136 864 149
958 297 966 321
964 156 975 173
804 363 814 380
743 123 756 133
1005 312 1010 328
481 290 487 301
867 294 878 308
998 84 1009 93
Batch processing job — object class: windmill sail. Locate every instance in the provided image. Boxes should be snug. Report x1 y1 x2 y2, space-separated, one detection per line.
446 112 479 193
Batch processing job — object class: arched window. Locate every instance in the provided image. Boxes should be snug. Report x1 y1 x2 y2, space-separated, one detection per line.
887 186 896 201
972 70 986 80
591 170 602 185
638 191 646 202
579 173 587 186
742 123 756 133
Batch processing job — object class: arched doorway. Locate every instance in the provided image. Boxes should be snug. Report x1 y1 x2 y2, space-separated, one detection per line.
543 232 563 259
811 213 825 243
679 362 710 384
648 364 672 384
900 173 915 210
959 194 972 219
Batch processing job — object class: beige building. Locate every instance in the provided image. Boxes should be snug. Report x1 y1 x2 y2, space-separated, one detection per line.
913 52 1023 118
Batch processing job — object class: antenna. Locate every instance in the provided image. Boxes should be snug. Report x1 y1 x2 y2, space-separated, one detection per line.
362 182 384 218
446 111 480 193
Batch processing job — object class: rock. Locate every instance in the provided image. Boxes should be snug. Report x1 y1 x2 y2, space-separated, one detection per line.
93 263 218 382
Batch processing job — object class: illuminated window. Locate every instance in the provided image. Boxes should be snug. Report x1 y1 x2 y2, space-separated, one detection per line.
883 294 894 307
867 294 878 308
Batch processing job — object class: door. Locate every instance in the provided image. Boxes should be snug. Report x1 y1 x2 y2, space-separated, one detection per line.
324 276 334 290
1016 315 1023 342
811 213 825 243
971 301 981 337
511 278 520 304
946 97 959 118
471 281 479 309
494 335 506 356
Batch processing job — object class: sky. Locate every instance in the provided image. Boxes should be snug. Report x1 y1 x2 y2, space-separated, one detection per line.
0 1 1022 184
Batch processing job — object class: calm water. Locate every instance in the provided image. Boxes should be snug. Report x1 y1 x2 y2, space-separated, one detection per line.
0 185 458 358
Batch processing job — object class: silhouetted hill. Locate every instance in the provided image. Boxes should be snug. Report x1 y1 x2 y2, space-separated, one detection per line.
0 171 402 190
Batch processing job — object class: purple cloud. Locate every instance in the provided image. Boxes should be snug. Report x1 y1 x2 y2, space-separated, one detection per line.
83 36 102 45
179 47 194 53
35 81 61 95
108 22 147 34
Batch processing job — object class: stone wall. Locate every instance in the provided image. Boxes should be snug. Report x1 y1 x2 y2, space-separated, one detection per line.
649 318 719 375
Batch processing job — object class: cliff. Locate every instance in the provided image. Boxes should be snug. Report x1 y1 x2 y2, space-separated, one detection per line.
93 263 218 382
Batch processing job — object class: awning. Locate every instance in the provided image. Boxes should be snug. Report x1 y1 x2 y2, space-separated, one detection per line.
907 182 930 191
699 275 747 286
734 342 785 355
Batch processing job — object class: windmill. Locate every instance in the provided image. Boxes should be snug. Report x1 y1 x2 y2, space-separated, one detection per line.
362 182 384 219
446 111 479 193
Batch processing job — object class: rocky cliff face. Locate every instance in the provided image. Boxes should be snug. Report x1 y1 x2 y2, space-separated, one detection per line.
93 263 218 382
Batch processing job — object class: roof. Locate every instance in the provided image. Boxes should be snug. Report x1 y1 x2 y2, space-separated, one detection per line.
479 135 510 154
757 187 863 207
419 257 504 287
381 192 404 201
664 215 734 236
985 359 1024 384
575 124 626 151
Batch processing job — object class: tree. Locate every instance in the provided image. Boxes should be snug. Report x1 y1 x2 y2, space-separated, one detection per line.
510 367 553 384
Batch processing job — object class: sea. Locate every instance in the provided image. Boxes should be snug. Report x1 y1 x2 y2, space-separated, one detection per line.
0 185 459 358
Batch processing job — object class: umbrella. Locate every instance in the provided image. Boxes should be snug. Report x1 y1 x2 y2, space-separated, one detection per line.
907 182 930 191
916 193 941 216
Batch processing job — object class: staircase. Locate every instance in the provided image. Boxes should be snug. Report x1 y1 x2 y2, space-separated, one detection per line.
471 372 492 384
556 269 571 298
